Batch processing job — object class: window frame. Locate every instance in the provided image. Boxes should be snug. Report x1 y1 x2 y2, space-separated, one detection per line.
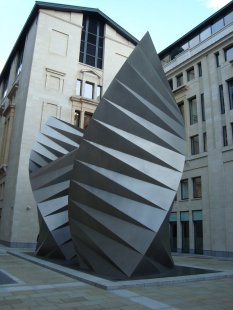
176 73 183 88
223 125 228 146
192 176 202 199
189 96 198 125
181 179 189 200
190 134 199 155
187 67 195 81
228 79 233 110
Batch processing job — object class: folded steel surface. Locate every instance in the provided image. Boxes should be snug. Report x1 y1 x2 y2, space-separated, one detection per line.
29 32 185 278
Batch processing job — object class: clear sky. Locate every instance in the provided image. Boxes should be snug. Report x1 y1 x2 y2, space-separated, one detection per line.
0 0 231 73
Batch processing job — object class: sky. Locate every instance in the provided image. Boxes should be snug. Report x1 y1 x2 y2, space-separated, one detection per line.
0 0 232 74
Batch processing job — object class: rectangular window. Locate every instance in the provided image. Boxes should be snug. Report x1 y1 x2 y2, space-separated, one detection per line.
211 18 224 34
215 52 220 67
197 62 202 77
223 126 228 146
16 46 24 76
84 112 93 129
193 177 202 198
79 15 104 69
224 11 233 25
84 82 94 99
228 80 233 109
74 110 81 127
203 132 207 152
219 84 225 114
168 79 173 90
189 97 198 125
96 85 102 101
191 135 199 155
224 45 233 61
181 179 189 200
178 101 184 119
176 73 183 87
200 27 211 41
76 79 82 96
1 76 9 99
201 93 205 121
189 35 200 48
187 67 195 81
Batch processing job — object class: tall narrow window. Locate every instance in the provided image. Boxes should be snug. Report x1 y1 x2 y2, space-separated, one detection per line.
187 67 195 81
215 52 220 67
84 82 94 99
178 101 184 119
96 85 102 101
76 79 82 96
193 177 202 198
197 62 202 77
223 126 228 146
200 93 205 121
74 110 81 127
189 97 198 125
176 73 183 87
181 179 189 200
168 79 173 90
16 46 24 76
1 75 9 98
203 132 207 152
228 80 233 110
79 15 104 69
84 112 93 129
224 45 233 62
191 135 199 155
219 84 225 114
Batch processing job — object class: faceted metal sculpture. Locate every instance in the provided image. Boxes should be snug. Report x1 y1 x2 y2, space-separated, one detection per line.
29 32 185 278
29 117 84 260
68 33 185 278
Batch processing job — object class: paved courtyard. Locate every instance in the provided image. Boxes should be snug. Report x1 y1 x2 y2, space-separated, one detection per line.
0 245 233 310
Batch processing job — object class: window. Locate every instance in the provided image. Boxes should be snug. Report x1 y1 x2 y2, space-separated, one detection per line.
96 85 102 101
16 46 24 76
228 80 233 110
189 97 198 125
215 52 220 67
200 27 211 41
224 11 233 25
1 76 9 98
197 62 202 77
193 177 202 198
84 82 94 99
84 112 93 129
168 79 173 90
79 15 104 69
201 93 205 121
223 126 228 146
187 67 195 81
76 79 82 96
189 35 199 48
211 18 224 34
219 84 225 114
191 135 199 155
203 132 207 152
74 110 81 127
181 179 189 200
224 45 233 61
176 73 183 87
178 101 184 119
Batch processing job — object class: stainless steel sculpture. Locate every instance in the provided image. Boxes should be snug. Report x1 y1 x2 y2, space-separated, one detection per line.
30 33 185 278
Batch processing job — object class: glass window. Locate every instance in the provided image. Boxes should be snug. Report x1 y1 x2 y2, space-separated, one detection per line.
215 52 220 67
211 18 224 34
84 112 93 129
96 85 102 101
201 93 205 121
223 126 228 146
189 97 198 125
187 67 195 81
224 11 233 25
16 46 24 76
189 35 200 48
168 79 173 90
200 27 211 41
84 82 94 99
181 179 189 200
79 15 104 69
74 110 81 127
193 177 202 198
203 132 207 152
228 80 233 109
178 101 184 119
219 84 225 114
176 73 183 87
1 75 9 98
191 135 199 155
181 42 189 51
224 45 233 61
197 62 202 77
76 79 82 96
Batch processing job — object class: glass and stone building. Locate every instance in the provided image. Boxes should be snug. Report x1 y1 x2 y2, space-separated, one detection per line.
0 1 233 257
159 2 233 257
0 2 137 247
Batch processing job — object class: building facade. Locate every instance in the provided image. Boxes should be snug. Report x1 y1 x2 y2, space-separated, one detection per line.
0 1 233 257
159 2 233 257
0 2 137 247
